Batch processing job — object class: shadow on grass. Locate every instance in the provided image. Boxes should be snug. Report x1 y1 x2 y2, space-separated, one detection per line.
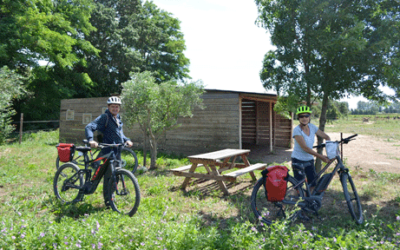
50 199 108 222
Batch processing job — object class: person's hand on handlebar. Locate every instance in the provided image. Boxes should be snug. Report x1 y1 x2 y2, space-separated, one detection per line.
89 140 99 148
125 140 133 148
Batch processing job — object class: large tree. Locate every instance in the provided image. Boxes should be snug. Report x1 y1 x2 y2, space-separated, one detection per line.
255 0 400 170
85 0 190 96
1 0 99 121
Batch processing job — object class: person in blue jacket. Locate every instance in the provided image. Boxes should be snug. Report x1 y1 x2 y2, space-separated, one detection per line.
85 96 133 149
85 96 133 206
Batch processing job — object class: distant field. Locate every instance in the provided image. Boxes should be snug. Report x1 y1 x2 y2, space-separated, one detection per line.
318 114 400 141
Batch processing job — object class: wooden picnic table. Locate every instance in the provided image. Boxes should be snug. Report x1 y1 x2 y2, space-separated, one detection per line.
170 149 267 195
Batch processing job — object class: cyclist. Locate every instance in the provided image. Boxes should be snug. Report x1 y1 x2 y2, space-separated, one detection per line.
85 96 133 149
85 96 133 206
291 106 331 193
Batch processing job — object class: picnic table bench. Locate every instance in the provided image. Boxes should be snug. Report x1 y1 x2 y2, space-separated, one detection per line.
170 149 267 195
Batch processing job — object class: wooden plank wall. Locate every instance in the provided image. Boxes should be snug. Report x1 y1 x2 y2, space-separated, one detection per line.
60 97 108 143
240 98 292 149
241 100 256 144
60 92 241 156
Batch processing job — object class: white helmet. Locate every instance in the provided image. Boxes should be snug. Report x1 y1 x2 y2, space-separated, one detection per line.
107 96 121 105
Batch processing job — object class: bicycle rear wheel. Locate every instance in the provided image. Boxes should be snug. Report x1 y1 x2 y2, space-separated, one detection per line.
120 147 138 173
251 176 304 225
340 172 363 224
53 163 84 204
55 156 80 170
108 168 140 217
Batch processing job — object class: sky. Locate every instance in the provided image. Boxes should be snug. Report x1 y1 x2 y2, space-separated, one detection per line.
151 0 398 110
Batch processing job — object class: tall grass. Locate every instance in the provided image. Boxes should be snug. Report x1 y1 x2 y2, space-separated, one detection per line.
1 129 400 249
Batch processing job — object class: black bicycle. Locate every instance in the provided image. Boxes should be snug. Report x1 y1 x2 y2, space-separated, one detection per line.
251 134 363 225
55 140 138 174
53 143 140 216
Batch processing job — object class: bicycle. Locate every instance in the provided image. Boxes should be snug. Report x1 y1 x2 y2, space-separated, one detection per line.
251 134 363 225
55 139 138 174
53 142 141 216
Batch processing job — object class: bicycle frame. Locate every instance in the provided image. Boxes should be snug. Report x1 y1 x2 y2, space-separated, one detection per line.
287 148 349 209
62 146 122 196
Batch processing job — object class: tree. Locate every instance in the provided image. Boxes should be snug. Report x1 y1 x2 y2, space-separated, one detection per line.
255 0 400 170
121 71 204 169
2 0 99 122
0 66 28 144
84 0 190 96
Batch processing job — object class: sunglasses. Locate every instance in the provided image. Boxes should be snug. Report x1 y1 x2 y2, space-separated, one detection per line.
298 114 310 118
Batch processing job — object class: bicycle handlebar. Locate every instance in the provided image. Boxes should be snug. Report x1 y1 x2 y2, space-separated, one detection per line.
313 134 358 149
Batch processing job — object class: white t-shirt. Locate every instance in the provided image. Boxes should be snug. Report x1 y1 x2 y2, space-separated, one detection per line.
291 123 318 161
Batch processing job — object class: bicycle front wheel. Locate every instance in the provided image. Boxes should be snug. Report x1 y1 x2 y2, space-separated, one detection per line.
108 168 140 217
341 172 363 224
120 147 139 173
251 176 304 225
53 163 84 204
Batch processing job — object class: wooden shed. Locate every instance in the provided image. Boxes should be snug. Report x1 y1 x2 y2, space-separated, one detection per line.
59 89 292 156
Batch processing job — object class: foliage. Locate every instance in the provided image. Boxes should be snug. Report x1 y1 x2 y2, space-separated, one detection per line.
255 0 400 170
1 129 400 249
351 101 400 115
255 0 400 121
85 0 190 96
0 66 27 144
3 0 99 122
0 0 98 70
121 71 204 169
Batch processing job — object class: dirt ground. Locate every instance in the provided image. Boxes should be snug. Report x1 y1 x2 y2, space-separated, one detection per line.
247 132 400 174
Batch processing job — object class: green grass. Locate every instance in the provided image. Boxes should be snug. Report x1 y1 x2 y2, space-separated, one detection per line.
1 129 400 249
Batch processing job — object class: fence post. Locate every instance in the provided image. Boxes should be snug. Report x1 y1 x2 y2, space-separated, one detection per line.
19 113 23 144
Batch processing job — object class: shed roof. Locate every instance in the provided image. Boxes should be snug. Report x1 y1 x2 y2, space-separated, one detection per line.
205 88 277 97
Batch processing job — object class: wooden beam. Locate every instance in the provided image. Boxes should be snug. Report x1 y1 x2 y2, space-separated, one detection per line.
269 101 273 152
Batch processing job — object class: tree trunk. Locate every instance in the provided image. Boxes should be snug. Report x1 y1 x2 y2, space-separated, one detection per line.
143 130 147 167
149 132 158 170
315 94 329 172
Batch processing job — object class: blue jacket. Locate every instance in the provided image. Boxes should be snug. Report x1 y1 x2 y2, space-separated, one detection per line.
85 109 131 145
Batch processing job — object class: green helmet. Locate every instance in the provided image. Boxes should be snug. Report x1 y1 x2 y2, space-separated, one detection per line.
296 106 312 115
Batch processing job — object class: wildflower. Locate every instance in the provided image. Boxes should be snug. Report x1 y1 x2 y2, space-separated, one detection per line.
12 236 16 240
76 243 81 248
397 216 400 221
53 243 57 249
312 226 317 231
17 212 22 216
92 244 96 249
91 229 96 235
333 237 337 243
21 233 26 239
42 243 46 247
96 221 100 231
65 242 69 245
40 232 45 238
141 242 145 246
98 242 103 249
20 225 26 229
396 233 400 236
157 237 162 241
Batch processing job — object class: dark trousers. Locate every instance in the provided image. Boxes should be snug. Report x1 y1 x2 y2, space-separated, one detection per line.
291 158 317 187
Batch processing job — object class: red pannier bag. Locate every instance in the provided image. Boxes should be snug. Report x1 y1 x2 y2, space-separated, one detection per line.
56 143 75 162
261 165 289 202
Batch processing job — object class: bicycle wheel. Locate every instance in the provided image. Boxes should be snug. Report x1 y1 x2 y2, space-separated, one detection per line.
108 168 140 216
340 172 363 224
55 156 80 170
53 163 84 204
251 176 304 225
120 147 138 173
